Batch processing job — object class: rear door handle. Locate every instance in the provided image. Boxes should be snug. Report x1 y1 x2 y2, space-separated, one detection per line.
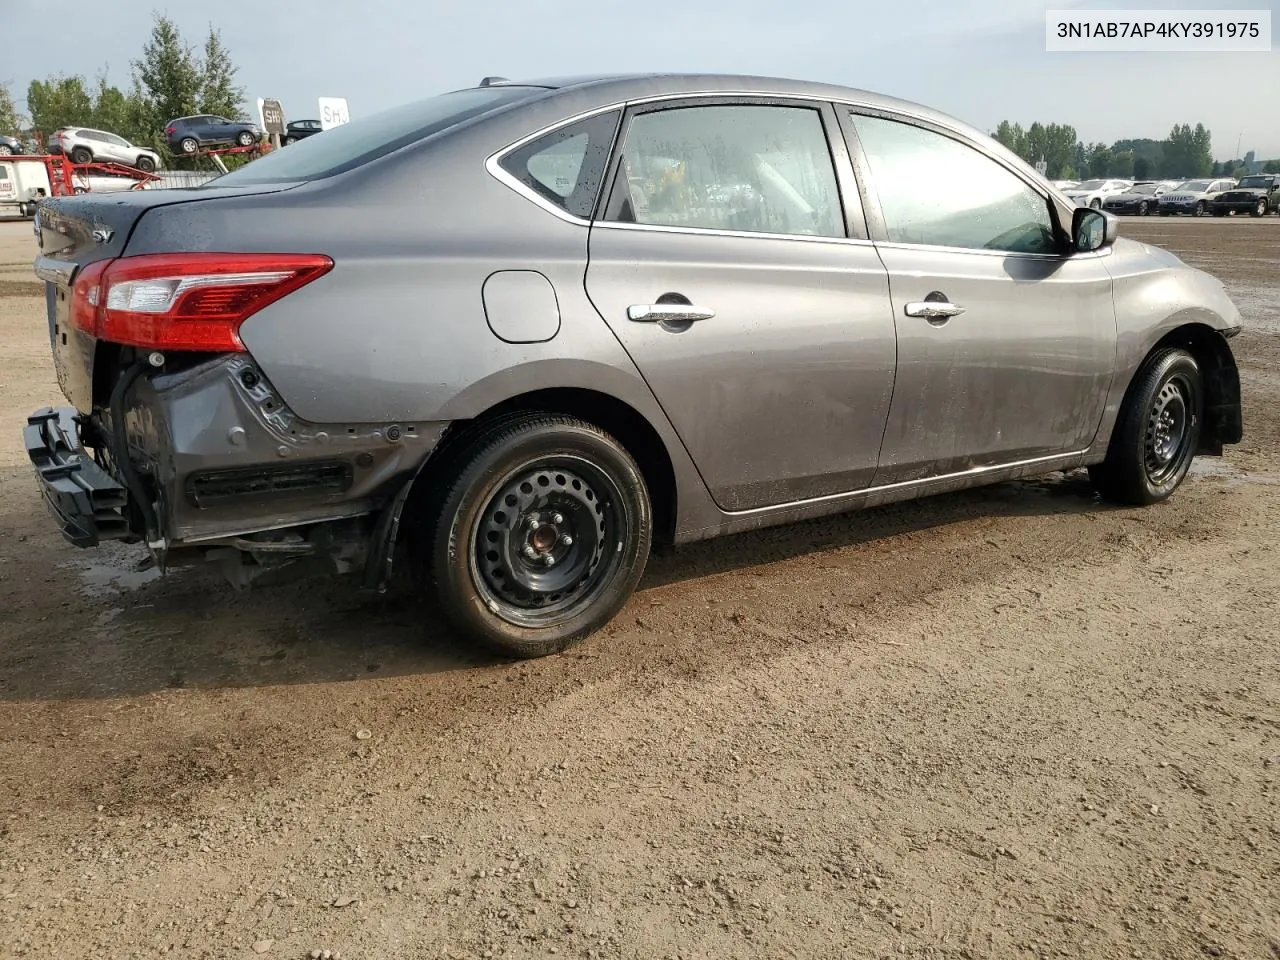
627 304 716 323
904 301 966 320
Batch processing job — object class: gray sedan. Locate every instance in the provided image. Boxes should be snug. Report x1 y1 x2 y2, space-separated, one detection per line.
25 73 1243 658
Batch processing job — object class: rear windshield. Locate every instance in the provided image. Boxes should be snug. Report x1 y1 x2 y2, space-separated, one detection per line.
210 86 545 186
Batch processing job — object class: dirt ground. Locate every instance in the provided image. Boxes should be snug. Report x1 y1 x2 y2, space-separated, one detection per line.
0 215 1277 960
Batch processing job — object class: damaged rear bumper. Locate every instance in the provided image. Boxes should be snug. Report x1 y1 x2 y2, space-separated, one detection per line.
24 407 135 547
25 355 448 588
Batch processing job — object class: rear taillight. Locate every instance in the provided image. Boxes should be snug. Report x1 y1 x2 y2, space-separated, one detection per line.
69 260 109 335
165 126 176 135
70 253 333 352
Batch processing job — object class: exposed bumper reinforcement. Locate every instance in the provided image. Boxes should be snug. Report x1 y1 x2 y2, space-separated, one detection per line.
24 406 134 548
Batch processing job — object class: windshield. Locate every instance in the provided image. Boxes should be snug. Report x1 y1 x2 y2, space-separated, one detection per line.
1176 180 1210 191
210 86 545 186
1130 184 1158 194
1237 176 1271 188
1073 180 1106 190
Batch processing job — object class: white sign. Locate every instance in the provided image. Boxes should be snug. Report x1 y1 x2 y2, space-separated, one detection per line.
319 97 351 131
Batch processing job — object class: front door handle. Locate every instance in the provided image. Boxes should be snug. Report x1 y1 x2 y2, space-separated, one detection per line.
904 300 966 320
627 303 716 323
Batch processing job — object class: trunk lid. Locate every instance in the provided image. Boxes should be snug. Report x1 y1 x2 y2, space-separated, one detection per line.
34 183 296 412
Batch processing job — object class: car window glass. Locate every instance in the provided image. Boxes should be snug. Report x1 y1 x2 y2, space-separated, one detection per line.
499 110 619 219
606 105 844 238
211 86 543 185
852 114 1056 254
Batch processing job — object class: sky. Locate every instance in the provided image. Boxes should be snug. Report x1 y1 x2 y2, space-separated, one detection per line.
4 0 1278 159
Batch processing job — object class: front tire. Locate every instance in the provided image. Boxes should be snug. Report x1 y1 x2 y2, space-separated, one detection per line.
1090 348 1203 506
237 131 256 147
136 155 156 173
427 414 652 658
1253 199 1268 217
1138 200 1149 216
1194 200 1206 216
1090 198 1102 209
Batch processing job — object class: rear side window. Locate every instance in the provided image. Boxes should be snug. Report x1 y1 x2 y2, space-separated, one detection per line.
603 104 845 238
499 110 620 219
211 86 545 185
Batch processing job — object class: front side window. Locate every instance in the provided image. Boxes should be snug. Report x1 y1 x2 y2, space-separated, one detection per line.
853 114 1057 254
605 104 844 238
499 110 620 219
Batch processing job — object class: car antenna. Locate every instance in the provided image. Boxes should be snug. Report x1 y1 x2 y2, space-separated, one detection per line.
479 76 509 87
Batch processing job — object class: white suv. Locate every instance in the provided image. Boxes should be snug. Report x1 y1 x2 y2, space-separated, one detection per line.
49 128 162 172
1063 179 1133 208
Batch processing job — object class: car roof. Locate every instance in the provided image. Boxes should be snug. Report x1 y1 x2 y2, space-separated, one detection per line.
482 72 984 138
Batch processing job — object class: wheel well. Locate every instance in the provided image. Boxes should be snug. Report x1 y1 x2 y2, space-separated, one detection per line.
1151 323 1241 452
423 388 678 544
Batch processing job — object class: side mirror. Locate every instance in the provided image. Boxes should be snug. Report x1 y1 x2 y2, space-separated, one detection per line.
1072 207 1117 252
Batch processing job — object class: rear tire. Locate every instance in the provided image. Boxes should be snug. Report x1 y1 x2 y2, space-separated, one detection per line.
426 414 652 658
1137 200 1149 216
1090 348 1202 506
69 146 92 164
180 138 198 155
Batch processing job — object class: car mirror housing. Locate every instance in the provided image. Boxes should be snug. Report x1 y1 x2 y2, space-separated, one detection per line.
1072 207 1117 252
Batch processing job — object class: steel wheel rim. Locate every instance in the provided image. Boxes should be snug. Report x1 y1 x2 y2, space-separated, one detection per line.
1145 375 1193 484
469 455 626 628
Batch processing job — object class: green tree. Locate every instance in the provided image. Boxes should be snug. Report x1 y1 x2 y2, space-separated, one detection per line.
0 81 24 135
1264 159 1280 174
199 26 245 118
1043 123 1078 179
26 75 94 136
1133 156 1151 179
1108 150 1135 178
88 75 144 142
1084 142 1112 178
993 121 1026 158
1162 124 1213 178
133 15 202 127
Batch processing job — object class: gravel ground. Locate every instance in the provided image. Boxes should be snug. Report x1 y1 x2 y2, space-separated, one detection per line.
0 217 1277 960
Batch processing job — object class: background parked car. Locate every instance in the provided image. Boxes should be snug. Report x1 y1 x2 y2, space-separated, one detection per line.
1158 177 1236 216
1102 181 1168 216
47 128 163 172
1210 174 1280 217
164 115 260 154
1050 179 1079 190
1063 178 1132 208
284 120 323 144
0 134 25 156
